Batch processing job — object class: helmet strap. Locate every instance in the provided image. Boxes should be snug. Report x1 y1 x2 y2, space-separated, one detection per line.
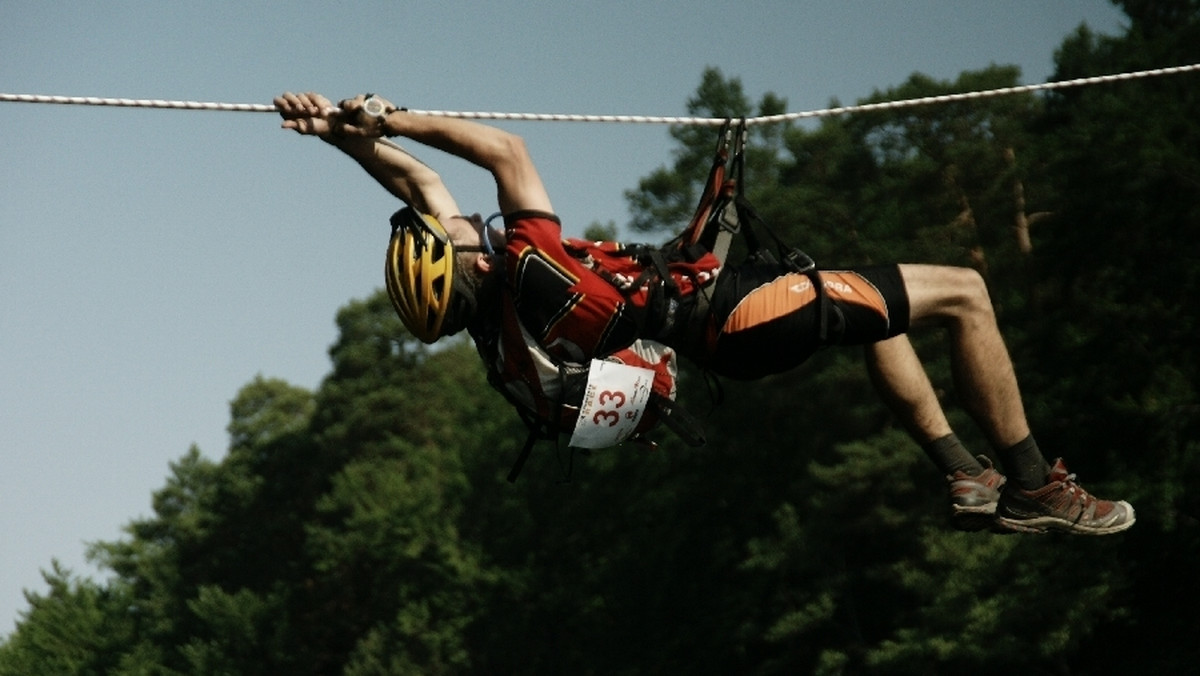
446 213 500 256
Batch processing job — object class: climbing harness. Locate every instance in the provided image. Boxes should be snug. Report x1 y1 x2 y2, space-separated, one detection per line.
494 119 828 482
625 119 829 342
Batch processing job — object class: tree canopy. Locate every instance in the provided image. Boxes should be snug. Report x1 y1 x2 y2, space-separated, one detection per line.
4 3 1198 673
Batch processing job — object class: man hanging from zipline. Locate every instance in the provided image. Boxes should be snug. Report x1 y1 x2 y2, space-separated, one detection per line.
275 90 1134 536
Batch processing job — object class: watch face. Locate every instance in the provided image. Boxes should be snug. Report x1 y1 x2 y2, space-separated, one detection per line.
363 96 387 117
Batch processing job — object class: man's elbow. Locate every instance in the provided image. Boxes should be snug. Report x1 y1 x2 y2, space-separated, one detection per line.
408 163 444 191
487 131 534 170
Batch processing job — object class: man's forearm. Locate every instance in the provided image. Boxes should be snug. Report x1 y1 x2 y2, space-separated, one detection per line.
327 135 459 218
377 110 552 215
378 111 519 172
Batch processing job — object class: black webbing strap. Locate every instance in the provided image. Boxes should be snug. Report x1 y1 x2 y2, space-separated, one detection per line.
505 360 577 483
722 120 829 341
507 427 540 483
650 392 706 447
678 120 733 251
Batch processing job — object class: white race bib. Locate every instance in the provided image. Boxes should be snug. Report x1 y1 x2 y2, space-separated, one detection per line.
568 360 655 449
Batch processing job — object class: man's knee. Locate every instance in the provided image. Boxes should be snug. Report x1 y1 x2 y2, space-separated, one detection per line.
902 264 993 325
951 267 992 312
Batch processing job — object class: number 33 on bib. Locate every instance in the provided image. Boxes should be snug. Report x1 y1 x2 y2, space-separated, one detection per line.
568 360 655 449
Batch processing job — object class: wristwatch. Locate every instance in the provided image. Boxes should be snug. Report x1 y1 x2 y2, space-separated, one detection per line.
362 95 390 119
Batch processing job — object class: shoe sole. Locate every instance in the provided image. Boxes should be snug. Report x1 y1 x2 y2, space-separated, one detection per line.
950 503 1006 533
994 514 1137 535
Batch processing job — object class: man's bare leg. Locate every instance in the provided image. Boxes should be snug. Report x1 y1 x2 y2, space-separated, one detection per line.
865 334 952 444
883 264 1135 534
865 332 1006 529
898 264 1030 450
865 334 987 477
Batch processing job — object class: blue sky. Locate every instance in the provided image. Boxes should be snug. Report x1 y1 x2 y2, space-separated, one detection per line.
0 1 1129 634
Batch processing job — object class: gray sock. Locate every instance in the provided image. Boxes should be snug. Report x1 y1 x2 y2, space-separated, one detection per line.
923 433 984 476
1000 435 1052 490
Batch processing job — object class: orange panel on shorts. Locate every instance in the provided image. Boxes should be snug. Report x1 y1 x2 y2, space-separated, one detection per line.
722 271 887 334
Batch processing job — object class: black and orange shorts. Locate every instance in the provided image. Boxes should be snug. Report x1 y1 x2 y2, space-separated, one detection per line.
700 264 910 380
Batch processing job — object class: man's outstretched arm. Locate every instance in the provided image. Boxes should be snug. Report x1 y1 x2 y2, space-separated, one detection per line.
277 91 553 216
276 91 462 221
375 105 553 216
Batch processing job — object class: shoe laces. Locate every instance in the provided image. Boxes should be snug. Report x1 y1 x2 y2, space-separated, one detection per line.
1055 472 1098 510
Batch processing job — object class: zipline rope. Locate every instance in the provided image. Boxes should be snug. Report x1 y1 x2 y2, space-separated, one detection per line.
2 63 1197 126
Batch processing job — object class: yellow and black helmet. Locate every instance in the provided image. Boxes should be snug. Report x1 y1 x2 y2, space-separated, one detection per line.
384 208 480 343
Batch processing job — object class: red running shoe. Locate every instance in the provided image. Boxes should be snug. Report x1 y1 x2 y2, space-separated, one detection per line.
996 458 1136 535
947 456 1006 531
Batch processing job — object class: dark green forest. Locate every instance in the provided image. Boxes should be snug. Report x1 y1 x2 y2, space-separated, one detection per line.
3 2 1198 673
